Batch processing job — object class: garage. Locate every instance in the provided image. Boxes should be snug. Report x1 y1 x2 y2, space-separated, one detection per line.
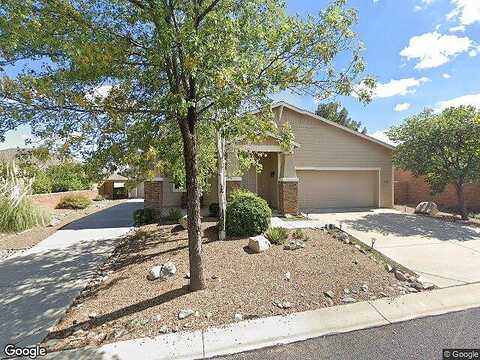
298 169 379 210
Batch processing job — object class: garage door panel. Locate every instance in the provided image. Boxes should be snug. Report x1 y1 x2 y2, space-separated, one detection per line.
298 170 377 209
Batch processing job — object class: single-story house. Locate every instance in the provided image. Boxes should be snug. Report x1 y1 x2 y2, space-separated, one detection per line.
144 101 395 216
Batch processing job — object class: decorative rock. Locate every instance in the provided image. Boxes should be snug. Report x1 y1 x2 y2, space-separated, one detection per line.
415 201 439 216
234 313 243 322
184 273 190 279
179 215 188 229
211 275 218 280
325 298 334 306
205 312 213 319
379 292 388 297
394 270 408 282
178 309 195 320
284 272 291 281
283 240 305 251
159 326 169 334
324 290 335 299
152 315 162 322
385 264 394 272
88 312 98 319
343 288 351 295
48 218 61 227
248 235 271 253
406 286 418 293
361 284 369 292
147 262 177 281
337 232 349 242
341 297 357 303
275 301 292 309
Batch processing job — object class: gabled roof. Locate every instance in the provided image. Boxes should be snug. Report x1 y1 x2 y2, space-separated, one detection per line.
105 173 128 181
272 101 396 151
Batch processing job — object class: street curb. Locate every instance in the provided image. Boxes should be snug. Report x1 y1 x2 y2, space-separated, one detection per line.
46 283 480 360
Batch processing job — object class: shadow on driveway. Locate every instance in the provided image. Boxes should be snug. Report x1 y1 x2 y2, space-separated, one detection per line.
0 200 143 349
342 212 480 242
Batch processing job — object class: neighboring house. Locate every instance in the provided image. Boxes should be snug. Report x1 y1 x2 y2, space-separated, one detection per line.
144 101 395 216
98 174 129 200
395 169 480 210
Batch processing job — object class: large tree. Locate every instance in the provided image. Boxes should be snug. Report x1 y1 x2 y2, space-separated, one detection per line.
388 106 480 220
0 0 374 291
315 101 366 133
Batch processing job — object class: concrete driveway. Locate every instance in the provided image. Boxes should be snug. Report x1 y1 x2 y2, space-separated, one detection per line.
307 208 480 288
0 199 143 349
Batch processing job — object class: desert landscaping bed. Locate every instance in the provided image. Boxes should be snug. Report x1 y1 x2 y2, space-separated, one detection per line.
0 199 126 259
43 219 432 352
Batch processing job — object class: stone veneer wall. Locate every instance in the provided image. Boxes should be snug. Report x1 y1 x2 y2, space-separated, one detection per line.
278 181 298 215
144 181 163 217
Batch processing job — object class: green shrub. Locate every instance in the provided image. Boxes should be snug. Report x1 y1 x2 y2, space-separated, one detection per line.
56 195 92 209
0 163 51 232
167 207 183 222
292 228 305 240
31 163 93 194
209 202 219 217
226 189 271 237
32 172 53 194
133 208 156 226
265 227 289 245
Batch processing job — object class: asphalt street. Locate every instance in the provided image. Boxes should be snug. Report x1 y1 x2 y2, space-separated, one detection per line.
212 307 480 360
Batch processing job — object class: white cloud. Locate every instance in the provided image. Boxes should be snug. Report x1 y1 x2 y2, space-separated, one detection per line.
370 77 430 98
449 25 466 32
448 0 480 26
442 73 451 79
394 103 411 112
436 93 480 111
370 129 396 146
400 32 475 69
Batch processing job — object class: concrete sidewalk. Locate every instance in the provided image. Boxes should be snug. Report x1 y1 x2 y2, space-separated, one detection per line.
44 283 480 360
0 200 143 348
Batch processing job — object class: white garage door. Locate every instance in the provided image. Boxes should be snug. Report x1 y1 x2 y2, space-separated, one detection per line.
298 170 378 210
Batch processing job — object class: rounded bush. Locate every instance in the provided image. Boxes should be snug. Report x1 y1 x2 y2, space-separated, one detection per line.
226 189 271 237
56 195 92 210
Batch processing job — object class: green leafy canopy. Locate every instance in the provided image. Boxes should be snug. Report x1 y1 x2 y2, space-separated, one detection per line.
0 0 374 184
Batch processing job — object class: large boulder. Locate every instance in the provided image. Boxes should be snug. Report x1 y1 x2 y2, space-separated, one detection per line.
414 202 439 216
147 261 177 281
248 235 271 253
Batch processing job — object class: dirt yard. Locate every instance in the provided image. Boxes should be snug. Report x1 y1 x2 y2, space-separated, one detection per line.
0 200 126 259
44 220 426 352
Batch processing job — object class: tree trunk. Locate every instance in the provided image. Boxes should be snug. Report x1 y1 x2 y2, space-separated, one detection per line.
455 182 468 220
179 110 206 291
216 128 226 241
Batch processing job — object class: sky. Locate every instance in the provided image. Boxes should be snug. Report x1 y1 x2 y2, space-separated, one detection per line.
1 0 479 149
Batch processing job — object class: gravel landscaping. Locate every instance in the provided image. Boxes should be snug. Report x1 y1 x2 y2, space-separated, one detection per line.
43 220 431 352
0 199 127 256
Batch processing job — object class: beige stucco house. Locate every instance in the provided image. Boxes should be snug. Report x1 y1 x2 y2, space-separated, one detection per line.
144 101 395 216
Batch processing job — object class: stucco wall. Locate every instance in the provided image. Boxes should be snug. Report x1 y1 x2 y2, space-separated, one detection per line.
274 107 394 208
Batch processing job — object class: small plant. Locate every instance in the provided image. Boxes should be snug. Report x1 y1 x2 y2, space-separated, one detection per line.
167 207 183 222
56 195 92 209
292 228 305 240
133 208 156 226
0 163 51 232
209 202 219 217
265 227 289 245
93 194 105 201
226 189 271 237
